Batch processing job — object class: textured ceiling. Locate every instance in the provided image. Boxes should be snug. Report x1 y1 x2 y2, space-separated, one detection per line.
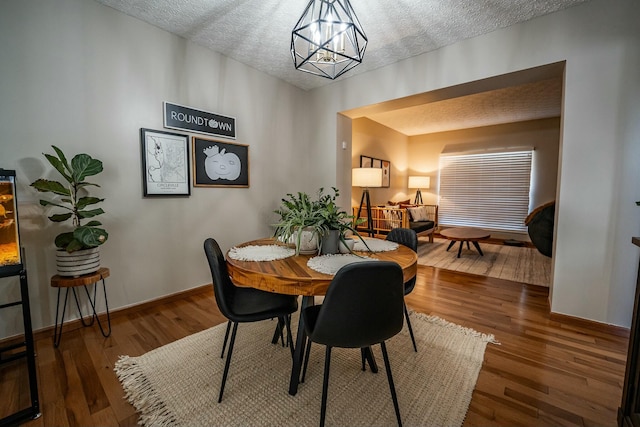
367 78 563 135
94 0 574 134
95 0 587 91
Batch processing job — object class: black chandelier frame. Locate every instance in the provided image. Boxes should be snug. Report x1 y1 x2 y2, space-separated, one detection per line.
291 0 368 80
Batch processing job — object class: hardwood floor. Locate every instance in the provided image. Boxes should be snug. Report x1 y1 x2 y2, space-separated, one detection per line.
3 265 628 426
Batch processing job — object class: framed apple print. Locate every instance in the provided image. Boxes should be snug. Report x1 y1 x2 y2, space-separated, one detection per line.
192 137 249 187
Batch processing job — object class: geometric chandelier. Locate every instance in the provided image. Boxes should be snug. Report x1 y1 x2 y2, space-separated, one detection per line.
291 0 368 80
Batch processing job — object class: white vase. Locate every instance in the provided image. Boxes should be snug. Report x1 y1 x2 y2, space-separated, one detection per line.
339 238 355 253
296 227 319 255
56 247 101 277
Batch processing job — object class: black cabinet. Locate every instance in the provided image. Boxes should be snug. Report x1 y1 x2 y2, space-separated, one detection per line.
0 269 40 426
619 237 640 427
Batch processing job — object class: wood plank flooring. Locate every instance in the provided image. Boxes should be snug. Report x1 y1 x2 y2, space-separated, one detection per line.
2 265 628 427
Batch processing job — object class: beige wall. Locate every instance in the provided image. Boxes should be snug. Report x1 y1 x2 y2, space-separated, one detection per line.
351 117 560 240
351 118 410 208
319 0 640 326
409 118 560 211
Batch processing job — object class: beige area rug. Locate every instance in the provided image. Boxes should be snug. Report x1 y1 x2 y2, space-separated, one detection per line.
418 237 551 287
115 313 496 427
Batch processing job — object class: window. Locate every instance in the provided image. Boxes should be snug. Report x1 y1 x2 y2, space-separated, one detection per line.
438 149 532 233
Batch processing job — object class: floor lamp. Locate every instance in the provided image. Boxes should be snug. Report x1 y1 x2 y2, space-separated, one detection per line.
353 168 383 237
408 176 430 205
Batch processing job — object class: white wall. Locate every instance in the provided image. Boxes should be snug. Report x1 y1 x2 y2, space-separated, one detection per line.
1 0 638 335
320 0 640 327
0 0 320 336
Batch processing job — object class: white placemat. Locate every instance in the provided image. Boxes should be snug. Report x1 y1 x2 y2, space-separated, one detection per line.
307 254 379 275
227 245 295 261
353 237 399 252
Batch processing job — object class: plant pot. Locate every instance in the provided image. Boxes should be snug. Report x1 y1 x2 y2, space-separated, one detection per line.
296 227 319 255
56 247 100 277
339 237 355 254
321 229 340 255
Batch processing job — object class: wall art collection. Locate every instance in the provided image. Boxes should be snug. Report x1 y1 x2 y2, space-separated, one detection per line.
140 102 247 196
360 155 390 187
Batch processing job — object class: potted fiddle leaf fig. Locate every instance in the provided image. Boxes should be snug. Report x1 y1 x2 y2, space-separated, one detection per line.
31 145 108 276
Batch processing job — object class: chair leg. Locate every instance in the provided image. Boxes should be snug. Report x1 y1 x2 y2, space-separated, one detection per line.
380 341 402 427
218 322 238 403
272 316 291 347
320 346 332 427
221 320 231 358
360 347 378 373
284 315 295 359
404 304 418 352
278 317 286 347
301 337 312 382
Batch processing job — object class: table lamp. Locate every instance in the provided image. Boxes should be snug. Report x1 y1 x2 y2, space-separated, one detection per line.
352 168 383 236
408 176 430 204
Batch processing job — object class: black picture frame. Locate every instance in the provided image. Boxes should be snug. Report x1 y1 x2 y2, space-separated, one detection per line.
140 128 190 197
381 159 390 188
360 155 373 168
192 137 249 187
360 155 391 188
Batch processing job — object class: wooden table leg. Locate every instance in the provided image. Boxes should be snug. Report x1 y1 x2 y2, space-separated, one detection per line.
446 240 456 251
472 241 484 256
457 241 464 258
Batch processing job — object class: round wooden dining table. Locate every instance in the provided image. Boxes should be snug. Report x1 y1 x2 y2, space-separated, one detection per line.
225 237 418 396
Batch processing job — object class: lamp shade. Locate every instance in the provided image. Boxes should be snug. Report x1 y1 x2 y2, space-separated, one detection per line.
408 176 430 189
352 168 382 188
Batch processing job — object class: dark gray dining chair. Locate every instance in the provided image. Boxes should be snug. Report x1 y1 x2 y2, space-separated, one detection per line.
386 228 419 352
203 238 298 402
301 261 404 427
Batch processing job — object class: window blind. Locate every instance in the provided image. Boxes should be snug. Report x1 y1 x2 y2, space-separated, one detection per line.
438 150 532 233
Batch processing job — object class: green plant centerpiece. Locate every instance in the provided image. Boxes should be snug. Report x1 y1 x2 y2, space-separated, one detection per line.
30 145 108 253
273 187 367 255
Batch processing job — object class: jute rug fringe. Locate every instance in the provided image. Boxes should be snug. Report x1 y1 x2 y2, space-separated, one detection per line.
115 356 177 427
413 312 500 345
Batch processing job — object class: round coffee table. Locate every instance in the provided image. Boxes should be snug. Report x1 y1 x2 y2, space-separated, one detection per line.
440 227 491 258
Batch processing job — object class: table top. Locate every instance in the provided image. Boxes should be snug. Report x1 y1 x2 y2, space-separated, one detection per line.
226 238 417 297
50 267 110 288
440 227 491 241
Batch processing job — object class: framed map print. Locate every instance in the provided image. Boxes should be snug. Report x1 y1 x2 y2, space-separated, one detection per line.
140 128 190 196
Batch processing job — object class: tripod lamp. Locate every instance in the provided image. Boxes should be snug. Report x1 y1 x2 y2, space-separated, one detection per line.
408 176 430 204
352 167 383 237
